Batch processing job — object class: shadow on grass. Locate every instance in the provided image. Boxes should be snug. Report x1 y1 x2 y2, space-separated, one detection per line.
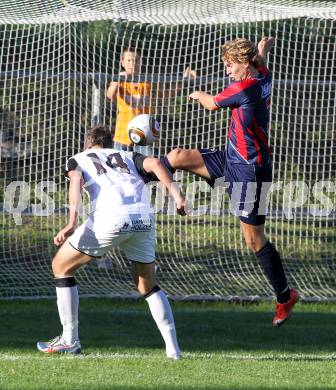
0 299 335 355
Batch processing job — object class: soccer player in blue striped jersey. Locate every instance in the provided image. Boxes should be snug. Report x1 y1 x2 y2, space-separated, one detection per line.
162 37 299 326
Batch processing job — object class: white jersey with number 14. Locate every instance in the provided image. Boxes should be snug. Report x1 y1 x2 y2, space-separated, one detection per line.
65 149 153 217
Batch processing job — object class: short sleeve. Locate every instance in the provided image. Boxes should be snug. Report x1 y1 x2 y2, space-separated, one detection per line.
213 84 242 108
64 157 80 178
133 152 158 183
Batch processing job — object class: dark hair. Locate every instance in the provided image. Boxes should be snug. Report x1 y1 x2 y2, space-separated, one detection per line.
86 125 112 148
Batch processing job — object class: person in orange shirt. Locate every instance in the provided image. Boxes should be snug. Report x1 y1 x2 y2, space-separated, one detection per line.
106 47 196 151
106 48 150 150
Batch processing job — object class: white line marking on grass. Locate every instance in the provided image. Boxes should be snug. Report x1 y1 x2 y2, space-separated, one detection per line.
0 352 336 361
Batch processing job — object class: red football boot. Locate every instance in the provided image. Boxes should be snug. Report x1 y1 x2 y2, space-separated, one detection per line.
272 289 299 327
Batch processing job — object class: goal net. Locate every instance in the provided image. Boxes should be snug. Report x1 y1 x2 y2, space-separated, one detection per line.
0 0 335 300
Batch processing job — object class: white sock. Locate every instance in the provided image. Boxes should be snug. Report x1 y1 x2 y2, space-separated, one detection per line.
145 288 181 358
55 280 79 344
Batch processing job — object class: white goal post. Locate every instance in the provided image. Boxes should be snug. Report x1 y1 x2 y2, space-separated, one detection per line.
0 0 335 300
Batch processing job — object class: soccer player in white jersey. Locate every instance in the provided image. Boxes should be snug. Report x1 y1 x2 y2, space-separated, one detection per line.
37 125 186 359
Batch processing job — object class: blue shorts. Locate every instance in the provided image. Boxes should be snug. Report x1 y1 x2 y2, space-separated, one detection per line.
199 149 272 225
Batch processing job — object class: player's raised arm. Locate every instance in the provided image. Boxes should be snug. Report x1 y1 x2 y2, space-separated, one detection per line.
54 169 83 246
135 154 187 216
183 66 197 79
189 91 218 111
106 80 119 102
106 71 128 101
257 37 275 66
144 157 187 216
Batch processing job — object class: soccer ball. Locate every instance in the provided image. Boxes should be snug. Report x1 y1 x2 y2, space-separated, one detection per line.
127 114 160 146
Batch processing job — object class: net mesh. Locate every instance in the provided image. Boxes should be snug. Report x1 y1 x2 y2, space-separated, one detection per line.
0 1 335 299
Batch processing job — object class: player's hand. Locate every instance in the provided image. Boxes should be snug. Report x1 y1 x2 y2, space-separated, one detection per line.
258 37 275 55
176 197 191 216
106 81 118 100
189 91 201 101
54 224 76 246
183 66 197 79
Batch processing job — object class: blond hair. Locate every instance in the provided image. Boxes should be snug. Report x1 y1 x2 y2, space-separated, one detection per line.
222 38 264 68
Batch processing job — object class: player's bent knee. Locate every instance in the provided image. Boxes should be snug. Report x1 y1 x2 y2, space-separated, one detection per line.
52 257 66 277
167 148 184 165
51 257 62 277
168 148 204 172
52 256 74 277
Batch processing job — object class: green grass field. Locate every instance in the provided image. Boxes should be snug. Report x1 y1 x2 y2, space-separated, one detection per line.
1 299 336 389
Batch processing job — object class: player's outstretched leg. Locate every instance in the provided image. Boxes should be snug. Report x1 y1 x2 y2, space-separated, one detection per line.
161 148 211 179
240 221 299 326
132 262 181 359
37 242 92 354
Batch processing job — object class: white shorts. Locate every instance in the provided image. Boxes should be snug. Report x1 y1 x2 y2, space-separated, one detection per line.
68 214 155 263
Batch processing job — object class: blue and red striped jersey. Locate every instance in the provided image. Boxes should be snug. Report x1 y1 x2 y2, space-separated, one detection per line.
213 67 272 165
